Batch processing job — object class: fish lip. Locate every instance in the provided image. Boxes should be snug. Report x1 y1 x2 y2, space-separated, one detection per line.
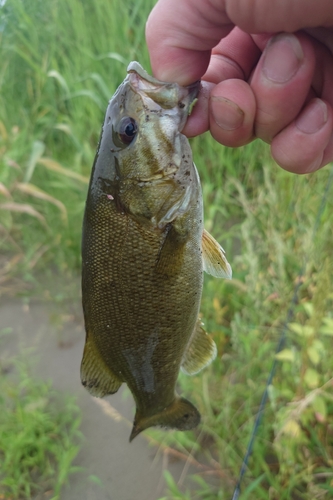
127 61 161 85
127 61 200 111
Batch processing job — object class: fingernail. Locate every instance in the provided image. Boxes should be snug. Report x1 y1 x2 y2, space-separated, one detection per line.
210 96 244 131
296 98 328 134
263 33 304 83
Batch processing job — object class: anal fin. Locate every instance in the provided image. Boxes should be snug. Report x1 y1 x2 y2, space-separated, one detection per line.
181 319 217 375
80 333 122 398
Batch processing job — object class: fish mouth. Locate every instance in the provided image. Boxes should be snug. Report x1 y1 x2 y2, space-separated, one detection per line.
127 61 200 113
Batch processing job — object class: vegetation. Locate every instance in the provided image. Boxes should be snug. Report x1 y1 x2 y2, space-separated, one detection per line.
1 0 333 499
0 342 82 499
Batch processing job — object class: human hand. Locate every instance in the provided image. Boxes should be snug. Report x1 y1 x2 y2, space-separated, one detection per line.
146 0 333 173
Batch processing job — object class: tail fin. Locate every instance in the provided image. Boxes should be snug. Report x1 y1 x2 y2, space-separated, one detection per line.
129 397 200 442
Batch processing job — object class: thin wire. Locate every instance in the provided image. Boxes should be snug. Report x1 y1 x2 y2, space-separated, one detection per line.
231 166 333 500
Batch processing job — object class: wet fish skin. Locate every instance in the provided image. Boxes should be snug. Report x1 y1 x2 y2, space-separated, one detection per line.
81 62 231 441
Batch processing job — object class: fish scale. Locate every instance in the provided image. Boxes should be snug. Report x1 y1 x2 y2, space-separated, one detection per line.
83 192 202 402
81 62 232 441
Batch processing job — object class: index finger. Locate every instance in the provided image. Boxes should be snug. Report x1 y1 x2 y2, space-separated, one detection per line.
146 0 233 85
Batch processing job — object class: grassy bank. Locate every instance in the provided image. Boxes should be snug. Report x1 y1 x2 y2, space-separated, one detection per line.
1 0 333 499
0 341 82 499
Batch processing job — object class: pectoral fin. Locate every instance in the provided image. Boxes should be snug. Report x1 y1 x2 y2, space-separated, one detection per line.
155 224 186 277
80 333 123 397
181 319 217 375
202 229 232 279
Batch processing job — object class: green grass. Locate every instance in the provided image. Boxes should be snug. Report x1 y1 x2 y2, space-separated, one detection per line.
152 163 333 499
1 0 333 499
0 0 153 280
0 357 82 499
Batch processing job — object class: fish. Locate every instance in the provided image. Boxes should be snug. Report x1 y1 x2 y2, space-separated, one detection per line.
80 62 232 442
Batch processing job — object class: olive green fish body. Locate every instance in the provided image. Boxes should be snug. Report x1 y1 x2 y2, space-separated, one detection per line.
81 63 232 441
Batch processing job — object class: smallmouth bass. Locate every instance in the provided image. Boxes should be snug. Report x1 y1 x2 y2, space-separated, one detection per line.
81 62 232 441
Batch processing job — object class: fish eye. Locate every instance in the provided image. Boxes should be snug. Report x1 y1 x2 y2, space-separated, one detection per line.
118 117 138 145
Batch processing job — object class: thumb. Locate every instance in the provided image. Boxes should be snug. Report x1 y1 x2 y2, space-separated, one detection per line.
146 0 232 85
226 0 333 33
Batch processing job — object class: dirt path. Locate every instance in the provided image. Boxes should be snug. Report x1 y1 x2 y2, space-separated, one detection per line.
0 296 193 500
